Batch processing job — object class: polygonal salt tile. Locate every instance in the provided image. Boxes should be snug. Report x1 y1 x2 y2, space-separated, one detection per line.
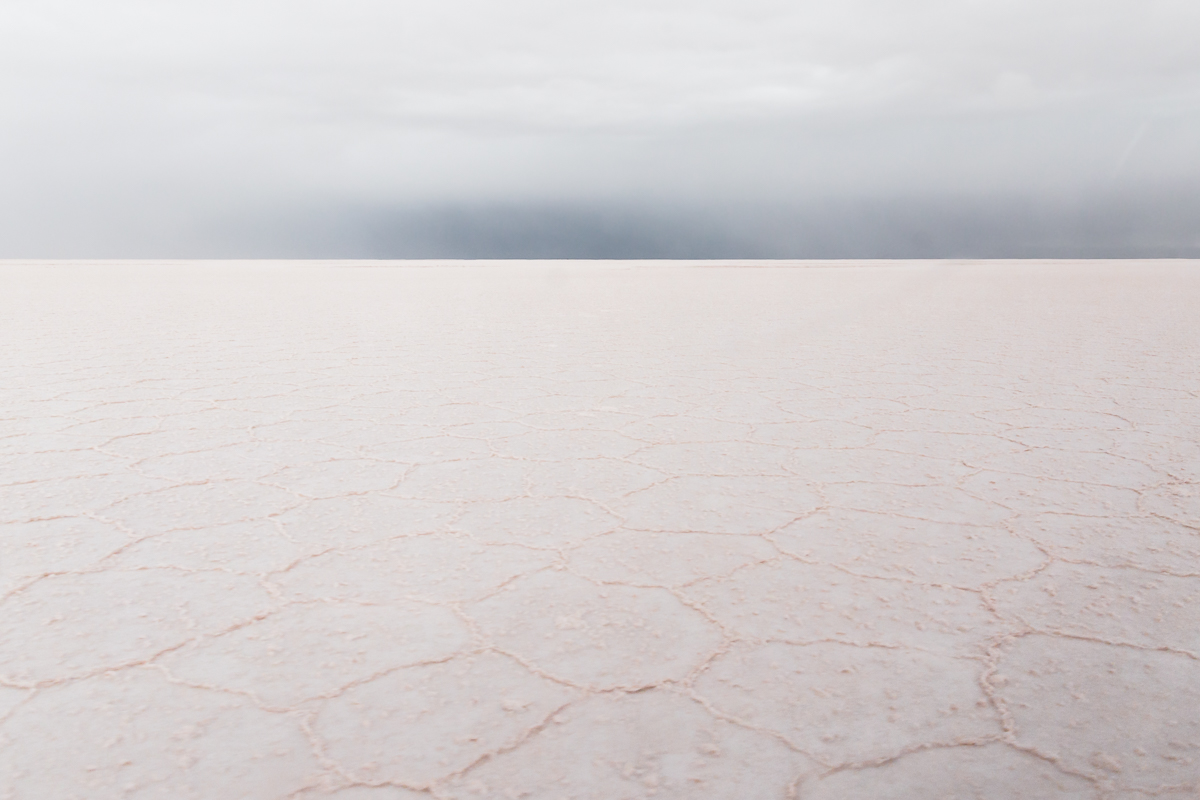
751 419 876 449
0 516 131 597
786 448 975 486
467 378 560 403
2 473 173 524
614 476 821 534
0 667 320 799
0 432 90 455
970 448 1166 488
359 433 492 463
0 686 31 721
0 569 275 684
440 420 532 440
618 416 754 444
871 430 1027 458
961 471 1140 517
688 391 797 424
390 459 529 501
522 457 666 499
1121 438 1200 483
992 562 1200 654
977 407 1135 431
2 447 130 483
770 510 1047 588
518 410 637 434
311 421 435 450
295 787 426 800
263 459 410 498
693 641 998 764
489 429 644 460
1003 427 1120 453
439 689 815 799
132 443 291 482
108 519 313 574
275 495 459 547
246 418 377 444
821 482 1013 526
171 381 286 403
567 531 777 588
631 440 793 476
680 560 999 657
273 535 555 604
1016 513 1200 575
507 387 627 412
60 415 164 439
219 439 359 467
158 600 470 706
159 406 284 430
798 742 1096 799
1141 483 1200 528
995 635 1200 792
311 653 578 788
466 571 722 690
98 428 251 459
568 393 691 418
779 397 908 420
99 479 303 532
387 402 519 428
850 409 1010 437
452 496 617 549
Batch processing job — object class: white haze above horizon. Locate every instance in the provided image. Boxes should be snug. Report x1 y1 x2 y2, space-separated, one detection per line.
2 0 1199 257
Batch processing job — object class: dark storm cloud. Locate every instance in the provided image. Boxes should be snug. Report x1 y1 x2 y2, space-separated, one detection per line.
2 0 1198 257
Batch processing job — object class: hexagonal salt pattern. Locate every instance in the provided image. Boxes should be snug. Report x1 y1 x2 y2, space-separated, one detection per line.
3 259 1200 798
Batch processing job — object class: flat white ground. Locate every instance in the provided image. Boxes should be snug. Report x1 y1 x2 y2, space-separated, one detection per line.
2 260 1199 799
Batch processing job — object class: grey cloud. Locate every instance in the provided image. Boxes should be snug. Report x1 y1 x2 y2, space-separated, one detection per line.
1 0 1198 257
26 186 1192 260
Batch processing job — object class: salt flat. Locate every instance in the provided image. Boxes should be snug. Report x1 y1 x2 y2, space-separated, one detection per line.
2 260 1199 799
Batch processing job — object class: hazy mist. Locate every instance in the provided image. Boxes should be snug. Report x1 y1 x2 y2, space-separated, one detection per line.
3 0 1198 257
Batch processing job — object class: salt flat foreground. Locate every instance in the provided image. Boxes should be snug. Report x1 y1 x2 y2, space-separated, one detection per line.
2 260 1199 799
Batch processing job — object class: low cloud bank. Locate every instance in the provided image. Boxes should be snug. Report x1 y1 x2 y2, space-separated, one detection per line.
34 187 1195 260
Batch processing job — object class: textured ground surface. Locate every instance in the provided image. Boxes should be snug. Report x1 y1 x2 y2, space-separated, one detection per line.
2 260 1199 799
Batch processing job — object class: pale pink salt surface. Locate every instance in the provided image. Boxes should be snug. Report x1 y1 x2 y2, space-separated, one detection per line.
1 259 1199 799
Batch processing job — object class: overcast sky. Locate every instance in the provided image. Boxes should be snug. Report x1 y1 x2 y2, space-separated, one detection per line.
3 0 1198 257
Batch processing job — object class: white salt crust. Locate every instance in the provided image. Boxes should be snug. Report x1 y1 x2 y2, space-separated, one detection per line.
2 259 1199 799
